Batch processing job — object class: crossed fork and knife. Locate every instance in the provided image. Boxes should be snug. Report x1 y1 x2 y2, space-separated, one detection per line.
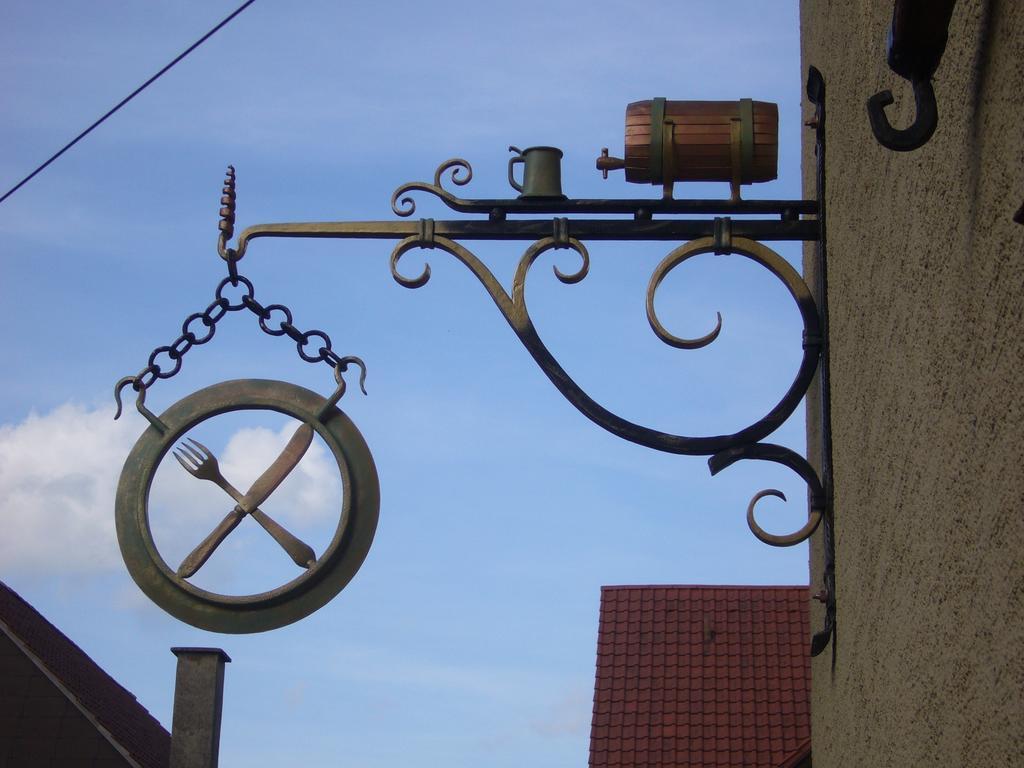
173 423 318 578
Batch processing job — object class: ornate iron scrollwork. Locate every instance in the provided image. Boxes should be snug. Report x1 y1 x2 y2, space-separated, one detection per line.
196 68 835 652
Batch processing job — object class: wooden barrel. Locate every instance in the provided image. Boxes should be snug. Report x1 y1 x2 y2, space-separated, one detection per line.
623 98 778 185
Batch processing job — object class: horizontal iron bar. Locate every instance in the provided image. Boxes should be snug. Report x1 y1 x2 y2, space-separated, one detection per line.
432 197 818 216
236 218 819 254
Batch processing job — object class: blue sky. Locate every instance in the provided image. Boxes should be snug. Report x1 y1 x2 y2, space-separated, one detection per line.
0 2 810 766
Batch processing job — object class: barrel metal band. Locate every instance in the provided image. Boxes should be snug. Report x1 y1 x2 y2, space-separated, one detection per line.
661 119 677 199
739 98 754 182
649 97 666 185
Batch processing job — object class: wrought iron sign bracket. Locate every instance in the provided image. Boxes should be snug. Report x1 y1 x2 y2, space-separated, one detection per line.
116 68 835 651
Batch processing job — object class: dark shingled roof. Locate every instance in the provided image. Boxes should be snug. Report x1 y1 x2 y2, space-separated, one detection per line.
589 585 811 768
0 579 170 768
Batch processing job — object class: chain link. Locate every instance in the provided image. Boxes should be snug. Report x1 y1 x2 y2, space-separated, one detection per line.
114 267 359 416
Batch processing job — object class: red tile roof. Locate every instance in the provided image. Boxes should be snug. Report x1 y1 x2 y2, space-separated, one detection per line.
0 579 170 768
589 585 811 768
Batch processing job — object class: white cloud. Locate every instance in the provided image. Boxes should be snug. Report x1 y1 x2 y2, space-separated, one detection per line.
0 402 134 573
0 402 340 576
218 423 340 526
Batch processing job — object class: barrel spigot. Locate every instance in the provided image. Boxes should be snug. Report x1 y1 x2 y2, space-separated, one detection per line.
596 148 625 179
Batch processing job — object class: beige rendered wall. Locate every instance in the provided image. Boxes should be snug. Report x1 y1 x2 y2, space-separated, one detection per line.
800 1 1023 766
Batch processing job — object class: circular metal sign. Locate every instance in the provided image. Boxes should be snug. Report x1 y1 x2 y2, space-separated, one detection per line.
116 379 380 633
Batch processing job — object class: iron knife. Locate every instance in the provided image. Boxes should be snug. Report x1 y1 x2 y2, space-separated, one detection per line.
177 423 315 577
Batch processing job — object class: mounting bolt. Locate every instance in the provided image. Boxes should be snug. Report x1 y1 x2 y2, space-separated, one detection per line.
812 589 830 603
804 117 819 130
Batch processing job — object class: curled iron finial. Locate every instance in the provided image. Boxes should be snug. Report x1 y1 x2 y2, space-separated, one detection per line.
708 442 825 547
390 238 433 289
112 375 166 433
433 158 472 189
113 376 139 420
745 488 822 548
335 355 368 396
646 238 727 351
391 159 473 217
316 356 369 421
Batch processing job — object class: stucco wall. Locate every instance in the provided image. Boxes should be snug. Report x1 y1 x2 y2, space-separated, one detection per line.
800 1 1023 766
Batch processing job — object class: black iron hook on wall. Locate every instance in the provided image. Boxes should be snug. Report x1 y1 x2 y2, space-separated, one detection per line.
867 0 956 152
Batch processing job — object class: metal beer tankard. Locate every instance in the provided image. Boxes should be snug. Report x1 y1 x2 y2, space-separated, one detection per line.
507 145 566 199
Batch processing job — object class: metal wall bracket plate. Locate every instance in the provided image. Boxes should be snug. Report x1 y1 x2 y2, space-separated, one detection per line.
115 379 380 633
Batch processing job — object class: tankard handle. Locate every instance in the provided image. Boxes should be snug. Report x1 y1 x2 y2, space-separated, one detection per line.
507 146 524 193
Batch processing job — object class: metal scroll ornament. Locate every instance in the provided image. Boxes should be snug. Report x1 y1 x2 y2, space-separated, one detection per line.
116 68 835 653
113 173 379 633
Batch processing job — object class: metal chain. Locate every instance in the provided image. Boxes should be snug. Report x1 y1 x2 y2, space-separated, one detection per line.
114 269 364 418
115 165 365 418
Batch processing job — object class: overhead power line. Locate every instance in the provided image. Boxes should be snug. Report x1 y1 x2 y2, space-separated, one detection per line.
0 0 257 206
